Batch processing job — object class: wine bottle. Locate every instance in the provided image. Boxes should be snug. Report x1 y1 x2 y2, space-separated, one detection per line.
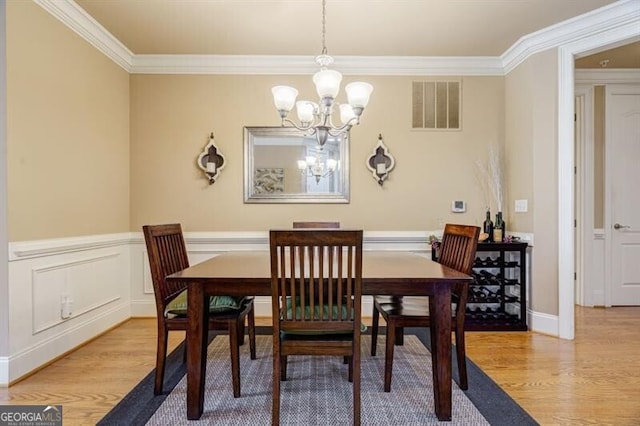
494 211 504 243
483 208 494 242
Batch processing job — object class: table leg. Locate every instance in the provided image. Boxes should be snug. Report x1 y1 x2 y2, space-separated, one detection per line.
187 284 208 420
429 285 452 421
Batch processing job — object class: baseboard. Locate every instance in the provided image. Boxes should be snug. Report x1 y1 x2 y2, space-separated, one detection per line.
130 299 157 317
528 309 559 336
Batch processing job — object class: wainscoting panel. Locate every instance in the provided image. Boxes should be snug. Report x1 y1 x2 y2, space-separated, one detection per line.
32 252 122 334
6 234 132 385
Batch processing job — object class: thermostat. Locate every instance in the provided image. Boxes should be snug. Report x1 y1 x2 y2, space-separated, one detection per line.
451 200 466 213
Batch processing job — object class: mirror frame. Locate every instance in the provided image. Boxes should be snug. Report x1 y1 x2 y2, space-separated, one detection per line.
243 126 350 204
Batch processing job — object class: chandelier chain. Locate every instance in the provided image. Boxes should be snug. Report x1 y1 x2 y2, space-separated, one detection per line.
321 0 327 55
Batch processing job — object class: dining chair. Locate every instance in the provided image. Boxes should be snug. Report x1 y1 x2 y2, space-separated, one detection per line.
143 223 256 396
370 223 480 392
293 221 351 364
270 229 363 426
292 221 340 228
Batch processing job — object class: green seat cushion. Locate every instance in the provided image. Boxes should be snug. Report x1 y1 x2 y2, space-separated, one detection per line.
165 290 246 317
282 297 367 334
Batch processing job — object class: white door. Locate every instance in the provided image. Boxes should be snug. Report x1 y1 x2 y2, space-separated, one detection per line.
607 85 640 305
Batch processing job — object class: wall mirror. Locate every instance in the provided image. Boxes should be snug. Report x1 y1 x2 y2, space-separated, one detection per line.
244 127 350 203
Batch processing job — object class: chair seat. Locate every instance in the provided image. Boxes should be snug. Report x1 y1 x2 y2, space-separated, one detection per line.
283 298 367 334
165 290 250 317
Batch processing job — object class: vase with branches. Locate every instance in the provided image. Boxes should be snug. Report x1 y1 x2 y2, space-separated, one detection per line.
475 145 505 241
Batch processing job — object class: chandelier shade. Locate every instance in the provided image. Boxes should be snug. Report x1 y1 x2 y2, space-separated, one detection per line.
296 101 317 123
272 86 299 112
345 82 374 109
313 69 342 99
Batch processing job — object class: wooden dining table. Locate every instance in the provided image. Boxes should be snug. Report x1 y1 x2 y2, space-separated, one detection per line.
166 250 472 422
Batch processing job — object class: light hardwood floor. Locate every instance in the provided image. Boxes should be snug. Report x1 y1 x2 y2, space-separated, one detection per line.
1 306 639 425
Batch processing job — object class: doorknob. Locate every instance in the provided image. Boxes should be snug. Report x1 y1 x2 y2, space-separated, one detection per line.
613 223 630 230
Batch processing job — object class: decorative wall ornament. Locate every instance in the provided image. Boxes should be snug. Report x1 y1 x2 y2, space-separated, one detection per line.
366 133 395 186
197 132 226 185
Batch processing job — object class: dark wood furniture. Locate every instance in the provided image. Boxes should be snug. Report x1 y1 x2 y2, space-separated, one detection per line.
142 224 256 396
166 250 472 421
370 224 480 392
466 241 529 331
270 229 363 426
292 221 340 228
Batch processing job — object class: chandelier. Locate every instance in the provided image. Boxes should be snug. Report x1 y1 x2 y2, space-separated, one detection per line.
297 154 338 184
271 0 373 148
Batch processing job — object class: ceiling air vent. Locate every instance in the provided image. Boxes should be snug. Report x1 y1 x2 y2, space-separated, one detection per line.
412 80 461 130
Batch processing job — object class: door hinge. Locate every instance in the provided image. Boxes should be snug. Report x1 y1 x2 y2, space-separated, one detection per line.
574 272 577 280
574 219 577 228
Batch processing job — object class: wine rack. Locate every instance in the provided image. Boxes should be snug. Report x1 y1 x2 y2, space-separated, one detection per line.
467 242 528 331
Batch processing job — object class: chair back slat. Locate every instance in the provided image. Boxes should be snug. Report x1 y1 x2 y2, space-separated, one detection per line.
270 229 363 333
143 224 190 316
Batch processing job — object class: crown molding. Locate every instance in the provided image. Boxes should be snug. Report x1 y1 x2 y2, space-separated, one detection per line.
34 0 133 72
38 0 639 76
502 0 640 73
130 54 504 76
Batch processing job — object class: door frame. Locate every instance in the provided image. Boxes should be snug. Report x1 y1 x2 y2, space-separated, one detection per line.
558 29 640 339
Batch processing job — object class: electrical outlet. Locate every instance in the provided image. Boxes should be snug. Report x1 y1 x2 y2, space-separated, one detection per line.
61 295 73 319
515 199 528 213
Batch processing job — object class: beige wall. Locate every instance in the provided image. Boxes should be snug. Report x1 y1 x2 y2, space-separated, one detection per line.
505 63 534 233
6 1 130 241
4 0 564 320
130 74 504 232
506 49 559 315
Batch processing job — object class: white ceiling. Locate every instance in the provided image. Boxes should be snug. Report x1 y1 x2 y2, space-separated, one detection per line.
75 0 621 57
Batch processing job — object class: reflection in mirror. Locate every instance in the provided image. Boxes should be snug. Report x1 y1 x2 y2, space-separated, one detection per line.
244 127 349 203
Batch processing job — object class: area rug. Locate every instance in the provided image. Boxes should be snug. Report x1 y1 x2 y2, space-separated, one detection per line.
99 327 538 426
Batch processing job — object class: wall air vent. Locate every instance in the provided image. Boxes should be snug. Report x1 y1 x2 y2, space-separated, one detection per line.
412 80 461 130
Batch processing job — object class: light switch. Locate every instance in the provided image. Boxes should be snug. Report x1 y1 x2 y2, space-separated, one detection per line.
515 199 528 213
